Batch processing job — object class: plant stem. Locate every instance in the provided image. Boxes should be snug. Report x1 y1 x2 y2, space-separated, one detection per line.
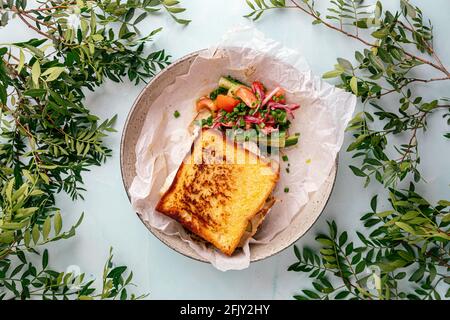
20 10 57 30
14 11 53 39
290 0 375 46
398 112 426 163
289 0 449 76
379 77 450 97
24 5 71 13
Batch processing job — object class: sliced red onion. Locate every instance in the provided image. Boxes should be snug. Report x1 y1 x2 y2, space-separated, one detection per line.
220 121 234 127
212 121 221 129
261 126 278 135
211 115 221 129
267 101 300 118
252 82 266 102
244 115 263 124
261 87 280 107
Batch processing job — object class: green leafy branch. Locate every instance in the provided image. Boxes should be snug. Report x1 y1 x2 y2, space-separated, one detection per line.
246 0 450 186
245 0 449 300
0 0 190 299
289 186 449 300
0 247 146 299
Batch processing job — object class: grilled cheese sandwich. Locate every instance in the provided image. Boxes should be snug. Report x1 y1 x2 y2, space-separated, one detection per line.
156 129 279 255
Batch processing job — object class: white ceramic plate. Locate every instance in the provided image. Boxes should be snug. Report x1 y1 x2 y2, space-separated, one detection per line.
120 50 338 263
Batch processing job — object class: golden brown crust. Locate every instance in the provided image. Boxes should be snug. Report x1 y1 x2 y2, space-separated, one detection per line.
156 129 280 256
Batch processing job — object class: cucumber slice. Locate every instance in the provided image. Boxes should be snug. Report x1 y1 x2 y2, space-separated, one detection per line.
284 135 299 147
228 129 298 148
255 131 287 147
219 77 241 89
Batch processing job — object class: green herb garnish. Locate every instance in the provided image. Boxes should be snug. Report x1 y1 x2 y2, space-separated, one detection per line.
225 75 246 86
174 110 180 118
209 86 228 100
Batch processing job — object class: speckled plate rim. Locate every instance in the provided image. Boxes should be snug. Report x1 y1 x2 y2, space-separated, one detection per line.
120 49 339 265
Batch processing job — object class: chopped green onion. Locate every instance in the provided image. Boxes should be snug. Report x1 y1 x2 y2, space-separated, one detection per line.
284 135 299 147
282 155 289 162
173 110 180 118
209 86 228 100
284 187 289 193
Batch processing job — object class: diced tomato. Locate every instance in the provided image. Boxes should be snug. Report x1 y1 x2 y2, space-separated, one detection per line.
196 97 217 112
272 88 286 104
235 86 259 108
215 94 240 112
252 81 265 91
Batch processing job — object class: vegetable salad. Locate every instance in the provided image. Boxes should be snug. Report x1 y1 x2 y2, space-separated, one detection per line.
195 76 300 149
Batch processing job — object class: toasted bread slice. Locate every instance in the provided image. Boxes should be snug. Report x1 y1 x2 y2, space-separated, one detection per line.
156 129 280 255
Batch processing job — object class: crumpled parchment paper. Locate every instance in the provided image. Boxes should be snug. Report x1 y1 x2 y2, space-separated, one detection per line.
129 25 356 271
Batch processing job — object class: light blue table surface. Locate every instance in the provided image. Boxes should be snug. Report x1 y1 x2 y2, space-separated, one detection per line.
2 0 449 299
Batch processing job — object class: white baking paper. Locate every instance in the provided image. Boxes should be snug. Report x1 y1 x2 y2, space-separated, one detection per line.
129 25 356 271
